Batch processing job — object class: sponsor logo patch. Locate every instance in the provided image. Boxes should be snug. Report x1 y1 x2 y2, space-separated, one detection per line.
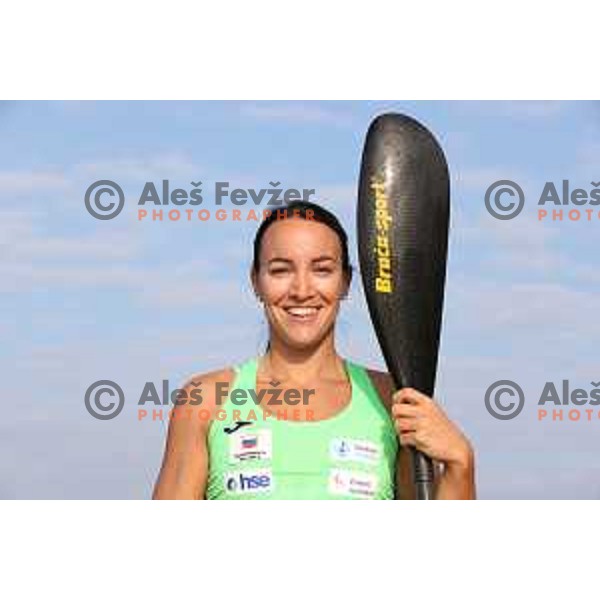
230 429 272 463
330 438 380 464
328 469 378 498
224 469 273 494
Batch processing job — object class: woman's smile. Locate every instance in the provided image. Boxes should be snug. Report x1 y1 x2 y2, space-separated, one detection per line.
283 305 323 322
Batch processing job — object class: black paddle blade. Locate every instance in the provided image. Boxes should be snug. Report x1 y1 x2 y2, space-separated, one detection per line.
357 113 450 499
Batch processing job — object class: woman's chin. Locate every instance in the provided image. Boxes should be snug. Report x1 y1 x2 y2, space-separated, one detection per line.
284 337 320 351
268 317 336 352
278 330 329 352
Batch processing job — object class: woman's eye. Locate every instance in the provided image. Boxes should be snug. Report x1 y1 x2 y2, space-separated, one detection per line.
314 267 334 275
270 268 290 275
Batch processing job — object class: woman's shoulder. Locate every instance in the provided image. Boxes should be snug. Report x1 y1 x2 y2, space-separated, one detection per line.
180 364 234 385
348 361 395 410
175 365 237 415
180 356 259 388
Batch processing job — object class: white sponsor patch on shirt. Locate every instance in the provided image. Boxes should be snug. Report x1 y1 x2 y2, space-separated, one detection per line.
328 469 378 498
229 429 272 463
330 438 381 464
224 469 273 494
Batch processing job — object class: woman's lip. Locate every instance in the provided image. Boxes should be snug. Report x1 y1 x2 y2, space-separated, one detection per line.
282 307 322 320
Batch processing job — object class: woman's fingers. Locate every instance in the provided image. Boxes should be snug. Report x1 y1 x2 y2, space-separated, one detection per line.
398 432 417 447
392 402 420 418
391 388 438 452
393 387 433 405
393 388 420 404
394 418 416 433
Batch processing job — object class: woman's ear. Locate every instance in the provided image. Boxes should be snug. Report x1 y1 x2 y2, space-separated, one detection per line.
341 267 353 299
250 269 262 302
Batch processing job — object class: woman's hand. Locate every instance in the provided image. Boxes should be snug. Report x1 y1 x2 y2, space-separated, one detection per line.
391 387 473 470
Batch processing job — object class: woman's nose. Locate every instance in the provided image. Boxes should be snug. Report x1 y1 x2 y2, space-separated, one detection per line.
289 270 313 299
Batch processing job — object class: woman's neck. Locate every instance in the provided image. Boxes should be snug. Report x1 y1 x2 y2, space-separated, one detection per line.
261 335 344 383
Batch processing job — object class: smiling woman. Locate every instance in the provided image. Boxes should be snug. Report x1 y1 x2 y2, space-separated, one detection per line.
152 200 475 500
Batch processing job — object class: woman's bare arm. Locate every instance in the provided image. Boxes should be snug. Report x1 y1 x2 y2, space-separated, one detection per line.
152 368 233 499
368 369 474 499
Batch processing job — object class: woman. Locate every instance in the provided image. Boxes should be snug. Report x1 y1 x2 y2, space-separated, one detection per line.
153 201 475 499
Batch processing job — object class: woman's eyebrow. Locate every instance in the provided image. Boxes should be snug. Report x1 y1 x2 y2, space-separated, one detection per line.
266 256 338 265
312 255 337 263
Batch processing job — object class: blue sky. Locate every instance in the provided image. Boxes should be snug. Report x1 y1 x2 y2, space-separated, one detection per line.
2 100 599 499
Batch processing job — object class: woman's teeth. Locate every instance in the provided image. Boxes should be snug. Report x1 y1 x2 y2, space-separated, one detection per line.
286 307 319 318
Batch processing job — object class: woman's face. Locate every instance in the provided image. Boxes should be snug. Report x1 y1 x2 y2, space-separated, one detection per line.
252 218 350 351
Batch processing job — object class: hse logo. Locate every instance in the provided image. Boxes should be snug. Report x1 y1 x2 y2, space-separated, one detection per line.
224 469 273 494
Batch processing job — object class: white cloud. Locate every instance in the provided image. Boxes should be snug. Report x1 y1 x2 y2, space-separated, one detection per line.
75 153 203 182
316 183 356 206
571 264 600 286
447 278 600 348
575 142 600 183
10 231 140 262
452 101 565 120
454 167 512 191
0 154 203 205
0 211 35 244
140 277 252 310
496 101 565 118
456 212 565 275
240 102 357 127
0 171 68 194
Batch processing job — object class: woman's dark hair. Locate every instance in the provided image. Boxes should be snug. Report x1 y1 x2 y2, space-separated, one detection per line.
251 200 353 282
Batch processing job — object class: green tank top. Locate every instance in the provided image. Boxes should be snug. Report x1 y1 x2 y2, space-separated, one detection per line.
206 357 399 499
